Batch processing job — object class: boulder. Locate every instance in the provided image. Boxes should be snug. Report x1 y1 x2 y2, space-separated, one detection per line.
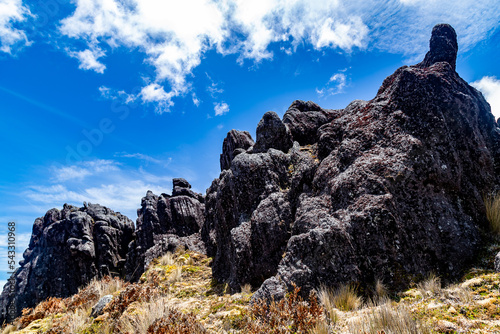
283 100 339 145
220 130 255 170
90 295 113 318
253 111 293 153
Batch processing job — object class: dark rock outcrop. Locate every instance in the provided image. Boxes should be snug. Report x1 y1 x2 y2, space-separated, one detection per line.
203 23 500 301
253 111 293 153
417 23 458 71
220 130 255 170
283 100 339 145
125 179 205 281
0 204 134 323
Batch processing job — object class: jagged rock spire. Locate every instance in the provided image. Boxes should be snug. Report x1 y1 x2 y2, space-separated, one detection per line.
418 23 458 70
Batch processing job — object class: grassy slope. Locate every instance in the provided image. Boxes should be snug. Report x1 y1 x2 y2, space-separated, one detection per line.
3 241 500 333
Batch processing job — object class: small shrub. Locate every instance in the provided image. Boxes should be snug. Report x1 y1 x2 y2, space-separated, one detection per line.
19 297 65 328
485 193 500 234
347 302 431 334
244 283 323 333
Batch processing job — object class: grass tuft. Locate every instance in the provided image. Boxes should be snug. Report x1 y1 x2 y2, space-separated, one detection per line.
416 274 441 297
348 302 432 334
330 284 362 311
485 192 500 235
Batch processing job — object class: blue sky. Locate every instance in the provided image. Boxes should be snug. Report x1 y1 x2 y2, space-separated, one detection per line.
1 0 500 288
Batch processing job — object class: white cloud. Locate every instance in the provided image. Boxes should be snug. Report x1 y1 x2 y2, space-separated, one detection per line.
45 0 500 111
24 181 166 220
192 93 200 107
316 70 348 97
68 47 106 73
51 160 119 182
214 102 230 116
0 0 31 54
22 159 177 219
314 17 367 50
139 83 175 113
471 76 500 120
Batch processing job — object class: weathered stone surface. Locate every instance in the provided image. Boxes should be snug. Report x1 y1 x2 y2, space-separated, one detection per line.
220 130 255 170
203 24 500 300
90 295 113 318
125 179 205 281
253 111 293 153
283 100 339 145
495 252 500 273
0 203 134 323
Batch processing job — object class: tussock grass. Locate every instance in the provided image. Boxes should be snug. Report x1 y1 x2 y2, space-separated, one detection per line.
485 192 500 235
348 302 432 334
416 274 441 297
159 252 175 266
374 279 388 301
119 297 174 334
328 284 362 311
168 265 183 284
1 324 16 334
240 284 252 294
62 308 88 333
317 286 339 325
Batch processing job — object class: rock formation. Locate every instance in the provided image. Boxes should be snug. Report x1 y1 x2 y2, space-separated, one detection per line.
125 178 205 281
0 203 134 323
202 23 500 302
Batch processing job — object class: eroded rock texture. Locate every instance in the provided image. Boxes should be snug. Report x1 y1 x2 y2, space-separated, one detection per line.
125 178 205 281
0 204 134 323
203 24 500 301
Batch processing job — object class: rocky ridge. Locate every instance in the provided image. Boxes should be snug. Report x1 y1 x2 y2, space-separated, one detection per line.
202 23 500 301
0 203 134 322
1 23 500 326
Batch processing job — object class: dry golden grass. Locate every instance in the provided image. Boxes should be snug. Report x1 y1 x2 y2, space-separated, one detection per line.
118 297 174 334
347 302 432 334
416 274 441 297
240 284 252 295
485 192 500 234
1 325 17 334
326 284 362 312
10 250 500 334
158 253 175 267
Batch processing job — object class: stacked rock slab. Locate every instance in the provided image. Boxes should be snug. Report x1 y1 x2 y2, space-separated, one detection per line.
125 178 205 282
202 24 500 300
0 203 134 323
